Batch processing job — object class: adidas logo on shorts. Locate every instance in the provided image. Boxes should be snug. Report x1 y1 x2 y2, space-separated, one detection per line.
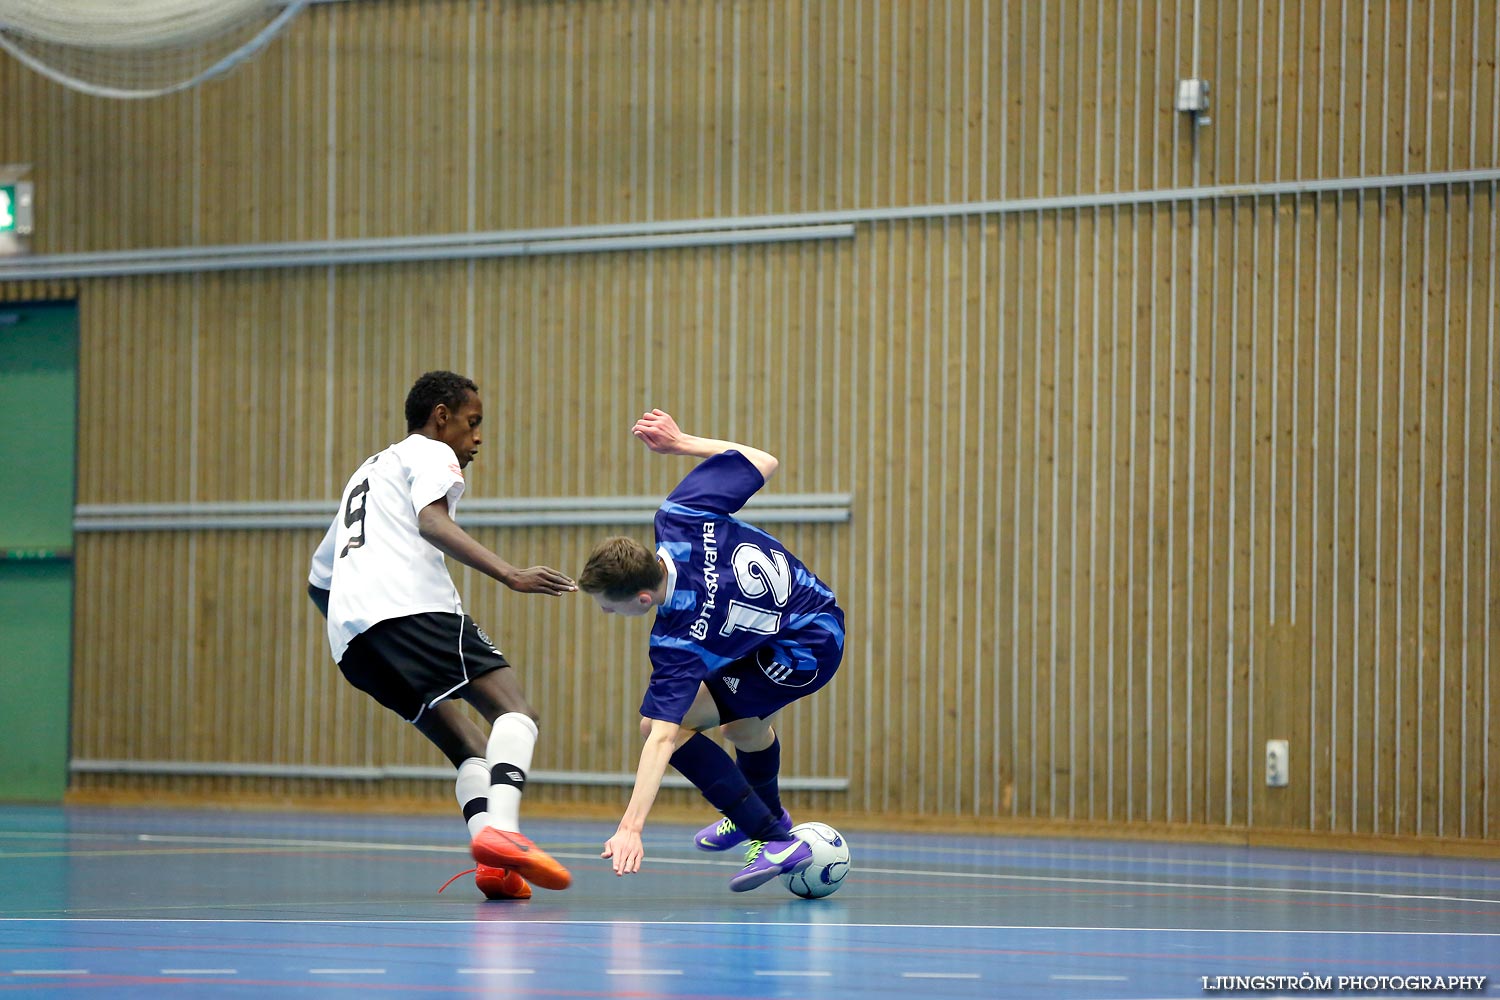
724 676 740 694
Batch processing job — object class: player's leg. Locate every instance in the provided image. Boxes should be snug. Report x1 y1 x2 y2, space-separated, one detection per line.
456 665 538 834
690 639 830 853
453 629 571 890
702 636 844 891
669 684 795 850
362 612 536 841
340 622 496 837
413 701 533 900
458 657 534 723
411 700 490 833
692 714 791 851
337 616 536 898
334 636 527 903
719 713 786 826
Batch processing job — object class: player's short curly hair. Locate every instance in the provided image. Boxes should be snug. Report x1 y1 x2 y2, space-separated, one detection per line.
579 536 665 600
405 370 479 431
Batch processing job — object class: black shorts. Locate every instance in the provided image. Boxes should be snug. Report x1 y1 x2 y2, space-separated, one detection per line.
338 612 509 723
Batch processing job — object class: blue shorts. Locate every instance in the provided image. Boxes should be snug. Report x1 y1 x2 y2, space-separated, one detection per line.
705 626 843 723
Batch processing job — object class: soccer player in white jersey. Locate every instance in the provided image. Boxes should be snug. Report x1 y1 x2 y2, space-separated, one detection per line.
580 410 845 892
308 370 576 899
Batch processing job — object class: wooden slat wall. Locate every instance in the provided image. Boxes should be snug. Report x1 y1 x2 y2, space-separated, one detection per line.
3 0 1496 842
8 1 1496 247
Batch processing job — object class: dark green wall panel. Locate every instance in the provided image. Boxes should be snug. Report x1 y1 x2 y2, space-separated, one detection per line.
0 301 76 802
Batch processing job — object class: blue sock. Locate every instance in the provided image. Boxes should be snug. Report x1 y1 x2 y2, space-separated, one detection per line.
671 733 791 842
735 734 784 819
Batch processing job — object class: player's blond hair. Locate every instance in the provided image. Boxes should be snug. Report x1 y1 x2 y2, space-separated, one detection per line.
579 536 664 600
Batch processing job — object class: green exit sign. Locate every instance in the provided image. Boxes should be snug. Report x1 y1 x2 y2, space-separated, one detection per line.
0 182 32 236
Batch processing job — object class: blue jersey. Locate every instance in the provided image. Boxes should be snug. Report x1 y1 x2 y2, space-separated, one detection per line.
642 451 844 723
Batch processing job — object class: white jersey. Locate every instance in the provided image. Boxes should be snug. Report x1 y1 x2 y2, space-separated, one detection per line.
309 433 467 662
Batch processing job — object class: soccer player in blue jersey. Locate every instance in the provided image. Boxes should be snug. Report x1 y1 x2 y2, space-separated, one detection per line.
580 409 845 892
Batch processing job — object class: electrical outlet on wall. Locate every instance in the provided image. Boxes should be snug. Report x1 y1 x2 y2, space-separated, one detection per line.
1265 739 1289 787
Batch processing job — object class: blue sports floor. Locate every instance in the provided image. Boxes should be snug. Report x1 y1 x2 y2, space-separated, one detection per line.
0 805 1496 998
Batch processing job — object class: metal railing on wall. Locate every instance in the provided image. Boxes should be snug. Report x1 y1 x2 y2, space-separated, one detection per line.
0 223 855 280
74 494 853 532
3 169 1496 282
69 758 849 791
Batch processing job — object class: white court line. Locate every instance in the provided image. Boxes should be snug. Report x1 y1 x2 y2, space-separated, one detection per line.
754 970 832 977
847 844 1500 886
1052 974 1129 981
160 969 237 975
849 865 1500 906
607 969 683 975
9 831 1482 907
18 828 1500 904
899 847 1500 885
308 968 386 975
6 829 1498 888
457 968 535 975
25 831 1439 898
903 972 981 979
10 970 89 975
1 918 1496 938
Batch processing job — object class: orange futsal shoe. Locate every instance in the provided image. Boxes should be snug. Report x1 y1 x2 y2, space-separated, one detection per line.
471 827 572 891
475 864 532 900
436 864 532 900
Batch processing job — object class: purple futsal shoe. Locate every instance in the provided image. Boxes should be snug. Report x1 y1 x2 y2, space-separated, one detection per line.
694 809 793 852
728 836 814 892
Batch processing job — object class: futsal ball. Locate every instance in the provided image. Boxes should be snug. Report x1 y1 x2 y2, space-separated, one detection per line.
780 821 850 898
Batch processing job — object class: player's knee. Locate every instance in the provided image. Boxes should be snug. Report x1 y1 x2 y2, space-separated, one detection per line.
722 718 773 750
502 693 540 727
490 704 540 728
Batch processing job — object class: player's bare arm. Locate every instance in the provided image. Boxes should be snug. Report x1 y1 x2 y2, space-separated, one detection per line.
417 499 576 595
631 408 780 482
601 716 685 875
307 518 337 616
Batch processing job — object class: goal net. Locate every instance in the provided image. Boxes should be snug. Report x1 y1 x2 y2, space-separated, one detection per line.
0 0 311 99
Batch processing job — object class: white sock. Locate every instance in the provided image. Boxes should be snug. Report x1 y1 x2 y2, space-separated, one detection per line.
456 757 490 839
486 712 538 832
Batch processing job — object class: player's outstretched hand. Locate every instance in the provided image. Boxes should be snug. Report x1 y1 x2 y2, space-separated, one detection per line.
506 566 577 595
601 827 645 876
632 408 686 454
